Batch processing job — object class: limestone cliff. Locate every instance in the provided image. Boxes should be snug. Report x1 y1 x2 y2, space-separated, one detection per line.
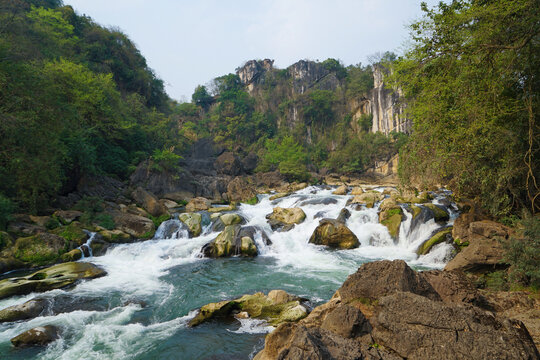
370 64 411 134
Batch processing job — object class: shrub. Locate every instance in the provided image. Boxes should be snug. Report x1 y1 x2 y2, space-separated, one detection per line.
502 215 540 289
0 195 14 231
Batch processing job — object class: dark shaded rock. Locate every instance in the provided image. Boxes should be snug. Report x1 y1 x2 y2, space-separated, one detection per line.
336 208 351 223
299 197 338 206
416 226 453 255
423 203 450 222
214 152 243 176
370 292 539 360
53 210 83 225
308 219 359 249
336 260 440 302
241 153 258 174
77 174 126 202
11 325 59 347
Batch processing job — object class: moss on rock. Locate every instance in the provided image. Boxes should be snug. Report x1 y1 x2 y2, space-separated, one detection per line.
417 227 453 255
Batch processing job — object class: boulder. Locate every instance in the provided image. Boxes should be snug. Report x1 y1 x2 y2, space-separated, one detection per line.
189 290 308 327
0 298 48 323
53 210 83 225
11 325 59 347
227 177 258 203
211 213 246 232
131 187 168 217
7 221 45 237
349 191 383 208
379 202 404 240
416 226 453 255
159 199 178 209
52 221 88 245
445 220 509 273
420 270 486 306
370 292 539 360
332 185 348 195
336 208 351 223
241 152 258 174
336 260 440 303
12 233 75 267
350 187 364 195
110 211 154 239
423 203 450 222
202 225 257 257
269 192 289 201
98 229 131 243
60 249 82 262
185 197 211 212
308 219 359 249
254 323 399 360
0 262 106 300
178 213 202 237
214 151 244 176
266 207 306 231
320 304 371 339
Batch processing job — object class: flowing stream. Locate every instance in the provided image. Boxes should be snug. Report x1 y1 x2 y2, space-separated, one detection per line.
0 186 457 359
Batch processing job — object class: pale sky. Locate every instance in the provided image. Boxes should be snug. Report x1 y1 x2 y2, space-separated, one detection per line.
64 0 438 101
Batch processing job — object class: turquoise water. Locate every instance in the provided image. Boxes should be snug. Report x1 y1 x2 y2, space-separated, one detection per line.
0 186 456 359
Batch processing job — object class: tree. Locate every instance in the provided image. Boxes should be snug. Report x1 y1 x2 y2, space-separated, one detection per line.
192 85 213 110
391 0 540 216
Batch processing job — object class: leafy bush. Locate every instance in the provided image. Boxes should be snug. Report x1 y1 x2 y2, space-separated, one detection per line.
502 215 540 289
151 148 183 172
258 136 309 181
0 195 14 231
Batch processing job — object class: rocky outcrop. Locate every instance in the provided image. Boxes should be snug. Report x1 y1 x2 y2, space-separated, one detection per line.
189 290 308 327
237 59 274 93
266 207 306 231
226 177 257 203
254 260 539 360
185 197 211 212
178 213 202 237
109 210 154 239
309 219 359 249
371 64 410 135
131 187 168 217
0 262 106 300
11 325 59 347
201 225 262 257
445 220 510 273
214 151 243 176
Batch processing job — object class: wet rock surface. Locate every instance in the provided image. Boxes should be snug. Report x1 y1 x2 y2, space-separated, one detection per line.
309 219 360 249
11 325 59 347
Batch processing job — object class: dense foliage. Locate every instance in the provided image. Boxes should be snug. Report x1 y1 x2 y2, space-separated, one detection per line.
0 1 183 212
392 0 539 217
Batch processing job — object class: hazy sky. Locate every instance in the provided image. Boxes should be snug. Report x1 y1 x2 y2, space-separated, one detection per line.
65 0 438 101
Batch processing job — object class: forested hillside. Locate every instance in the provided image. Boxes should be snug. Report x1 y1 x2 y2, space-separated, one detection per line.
0 0 186 213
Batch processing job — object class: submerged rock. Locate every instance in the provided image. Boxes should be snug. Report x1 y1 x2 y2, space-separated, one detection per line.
309 219 359 249
11 325 59 347
266 207 306 232
189 290 308 327
0 262 106 300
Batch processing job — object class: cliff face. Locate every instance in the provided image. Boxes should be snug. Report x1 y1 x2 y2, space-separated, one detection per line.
370 65 411 134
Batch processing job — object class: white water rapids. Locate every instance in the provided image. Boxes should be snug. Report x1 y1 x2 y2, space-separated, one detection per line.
0 185 457 359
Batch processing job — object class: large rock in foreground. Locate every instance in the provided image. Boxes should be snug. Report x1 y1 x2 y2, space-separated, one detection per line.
254 260 539 360
266 207 306 232
11 325 59 347
309 219 359 249
189 290 308 327
0 262 106 300
201 225 268 257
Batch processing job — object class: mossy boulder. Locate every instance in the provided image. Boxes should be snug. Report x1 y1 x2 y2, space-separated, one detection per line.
178 213 202 237
201 225 266 258
349 192 383 208
410 205 422 219
189 290 308 327
309 219 359 249
12 233 74 267
0 262 106 300
417 227 453 255
98 229 131 243
53 210 83 225
379 206 404 240
350 187 364 195
424 203 450 222
0 231 13 251
266 207 306 231
11 325 59 347
60 249 82 262
52 222 88 245
269 192 289 201
212 213 246 232
0 298 48 323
